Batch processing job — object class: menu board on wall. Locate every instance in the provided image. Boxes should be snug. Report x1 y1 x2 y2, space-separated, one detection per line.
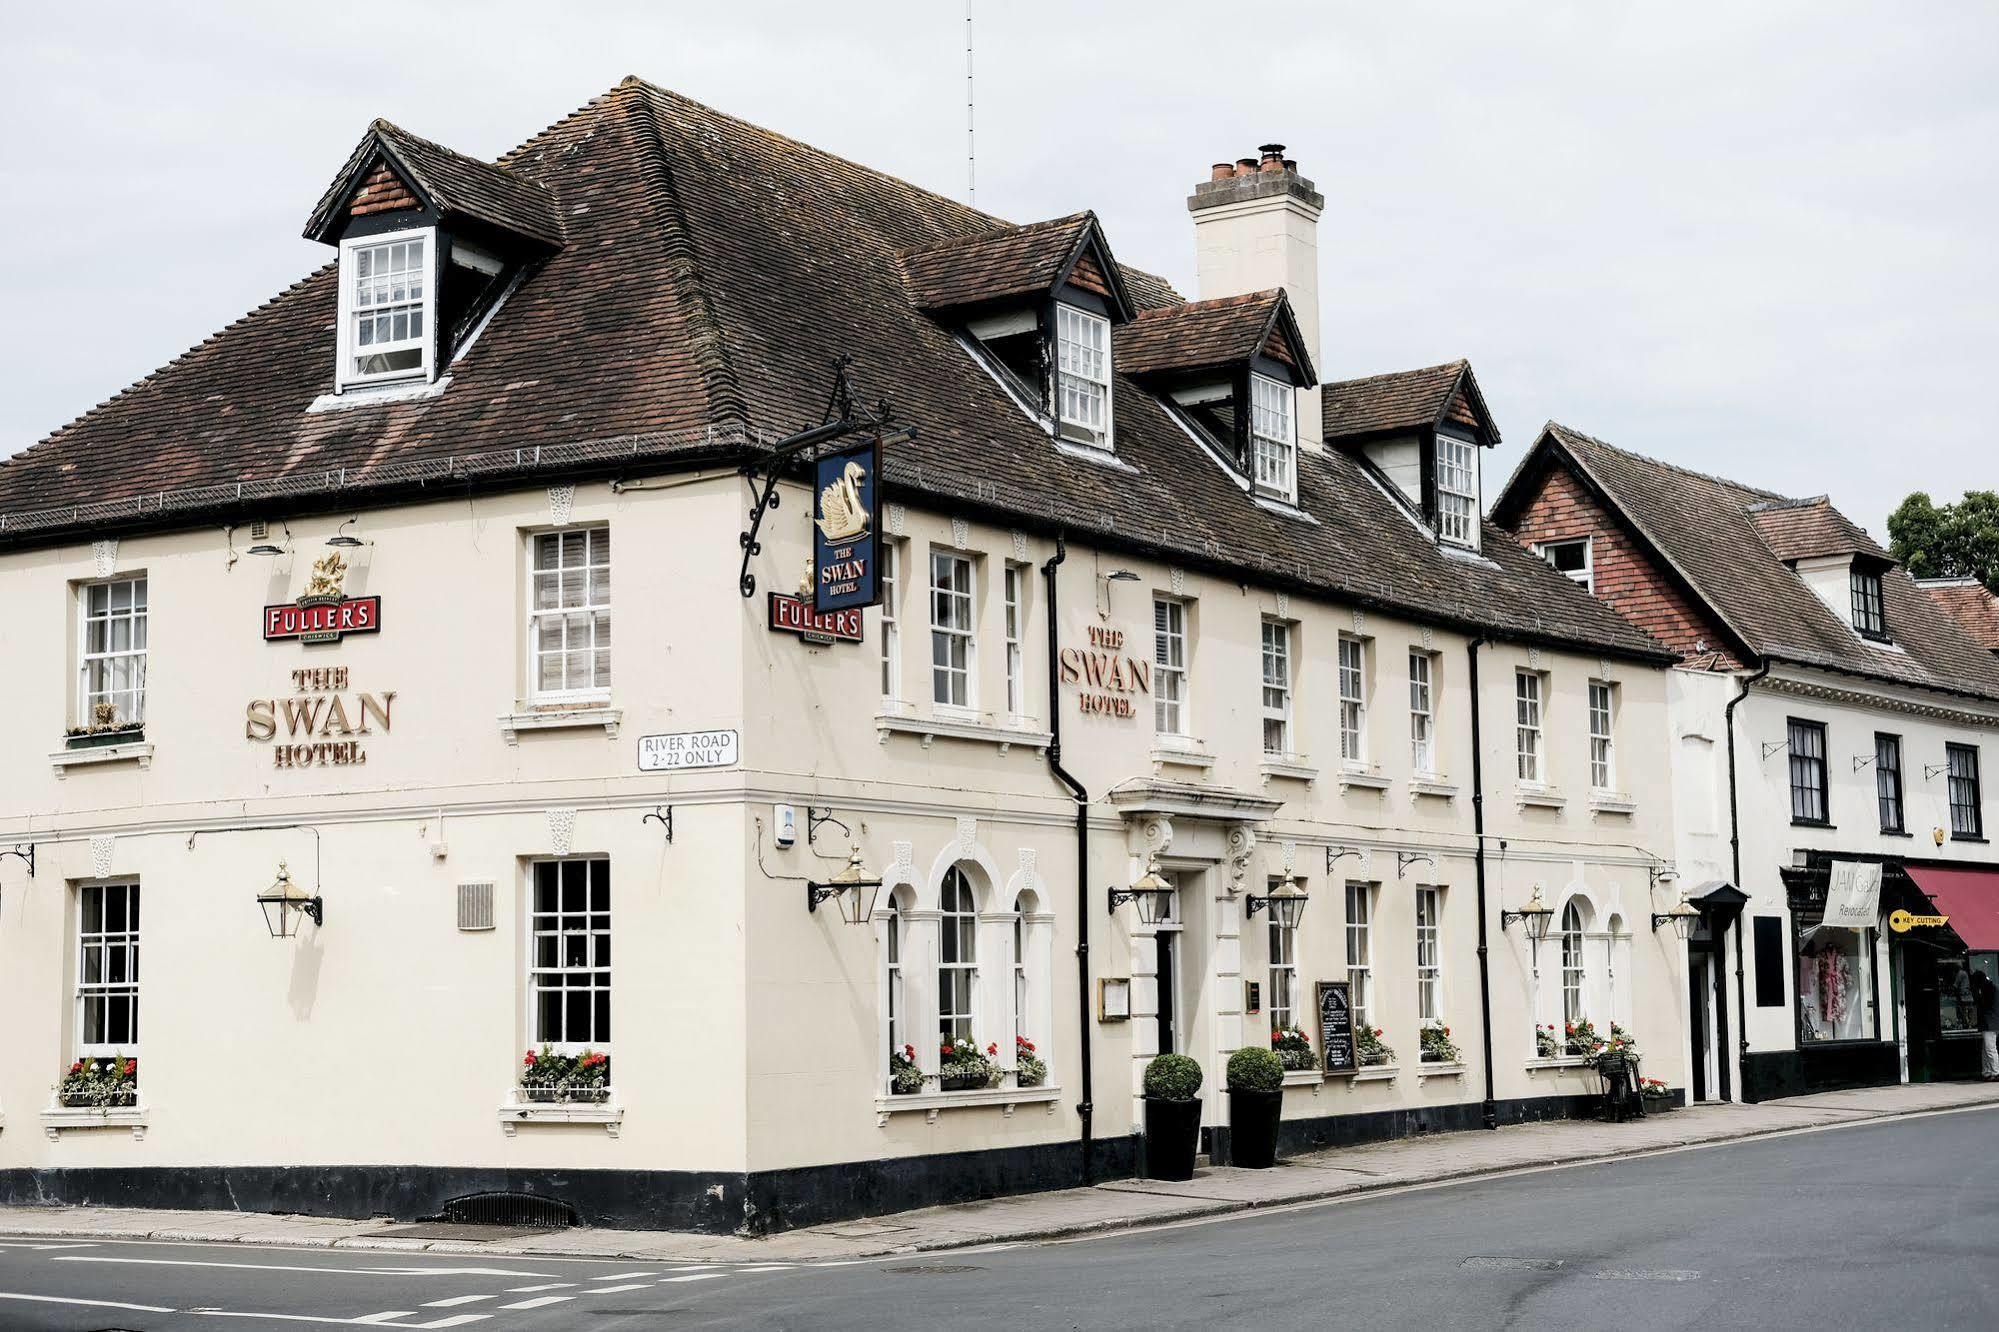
1317 981 1357 1074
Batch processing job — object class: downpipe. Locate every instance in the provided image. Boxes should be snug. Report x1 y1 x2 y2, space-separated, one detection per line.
1041 536 1095 1184
1723 660 1771 1101
1468 637 1499 1130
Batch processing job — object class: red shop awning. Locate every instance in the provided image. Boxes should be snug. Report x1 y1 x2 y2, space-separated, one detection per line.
1904 866 1999 951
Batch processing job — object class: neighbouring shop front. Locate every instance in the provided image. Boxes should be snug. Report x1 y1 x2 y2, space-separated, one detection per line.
1893 864 1999 1082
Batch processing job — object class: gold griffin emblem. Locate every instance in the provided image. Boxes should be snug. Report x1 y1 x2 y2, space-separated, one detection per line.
300 551 349 603
815 460 871 542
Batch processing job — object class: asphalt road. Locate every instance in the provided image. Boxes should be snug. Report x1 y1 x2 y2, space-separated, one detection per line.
3 1105 1995 1330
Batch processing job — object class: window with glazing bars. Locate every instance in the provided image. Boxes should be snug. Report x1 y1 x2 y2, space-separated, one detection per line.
530 859 610 1052
1055 305 1111 445
345 232 428 382
1850 569 1887 640
77 882 140 1055
1250 374 1295 498
1436 435 1478 547
1261 620 1292 755
1588 680 1615 790
1269 883 1298 1033
1409 651 1435 775
1789 719 1828 824
939 866 977 1042
1949 743 1983 837
1875 733 1904 833
880 542 900 698
1154 597 1188 737
886 902 904 1060
1003 565 1024 718
530 527 610 701
930 552 974 709
1345 882 1372 1032
1415 887 1442 1023
1560 902 1584 1026
1515 671 1544 782
1338 636 1366 763
79 576 148 729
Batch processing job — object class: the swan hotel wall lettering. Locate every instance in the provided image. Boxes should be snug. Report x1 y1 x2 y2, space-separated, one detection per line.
248 556 394 768
1060 624 1152 719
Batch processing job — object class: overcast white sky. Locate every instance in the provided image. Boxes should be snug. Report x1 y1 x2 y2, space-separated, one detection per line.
5 2 1993 536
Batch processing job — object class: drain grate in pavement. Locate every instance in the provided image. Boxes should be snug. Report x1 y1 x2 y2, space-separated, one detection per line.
884 1264 987 1275
1462 1255 1564 1272
362 1222 553 1242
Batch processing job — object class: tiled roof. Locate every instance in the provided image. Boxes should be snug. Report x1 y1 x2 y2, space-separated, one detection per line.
1526 425 1999 699
1747 497 1891 565
1114 291 1315 384
305 119 565 248
0 78 1665 663
899 213 1128 315
1921 580 1999 653
1323 360 1492 442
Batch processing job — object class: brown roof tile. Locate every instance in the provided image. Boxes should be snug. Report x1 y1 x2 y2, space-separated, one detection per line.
1323 360 1495 443
900 213 1131 316
1747 497 1891 565
1921 580 1999 653
305 119 565 248
1114 290 1314 384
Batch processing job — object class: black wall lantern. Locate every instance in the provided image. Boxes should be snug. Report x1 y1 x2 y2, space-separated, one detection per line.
1652 893 1701 941
1501 883 1555 941
256 860 324 937
807 844 882 925
1246 873 1309 929
1108 854 1174 924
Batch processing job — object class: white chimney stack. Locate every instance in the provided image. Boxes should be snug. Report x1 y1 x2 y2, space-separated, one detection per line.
1188 145 1324 448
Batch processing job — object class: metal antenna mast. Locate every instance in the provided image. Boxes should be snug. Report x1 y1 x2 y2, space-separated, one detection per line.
965 0 977 205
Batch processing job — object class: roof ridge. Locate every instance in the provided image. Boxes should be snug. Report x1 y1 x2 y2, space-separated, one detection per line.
1545 421 1788 503
901 211 1095 257
372 118 546 187
1323 358 1467 389
1129 290 1279 319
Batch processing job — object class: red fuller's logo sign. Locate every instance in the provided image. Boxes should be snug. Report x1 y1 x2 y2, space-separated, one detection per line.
769 592 863 643
265 597 382 644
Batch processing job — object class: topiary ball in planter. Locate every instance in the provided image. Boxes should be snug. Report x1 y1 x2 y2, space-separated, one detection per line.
1224 1047 1286 1169
1142 1053 1204 1181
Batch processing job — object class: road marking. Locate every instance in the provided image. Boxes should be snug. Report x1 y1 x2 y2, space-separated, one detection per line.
504 1282 576 1292
734 1264 796 1271
54 1256 552 1279
586 1283 654 1294
1593 1268 1701 1281
423 1294 496 1307
0 1242 98 1251
499 1294 574 1309
592 1270 660 1279
193 1312 488 1328
0 1290 175 1312
658 1273 728 1284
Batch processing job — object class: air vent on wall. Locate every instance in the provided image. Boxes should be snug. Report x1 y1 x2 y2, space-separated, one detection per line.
440 1191 576 1229
249 520 269 540
457 882 495 931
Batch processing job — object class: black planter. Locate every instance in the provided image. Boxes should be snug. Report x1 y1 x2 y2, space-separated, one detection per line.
1143 1095 1203 1180
65 728 143 750
1226 1087 1283 1168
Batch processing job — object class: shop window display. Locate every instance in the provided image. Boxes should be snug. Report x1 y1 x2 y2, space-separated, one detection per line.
1795 915 1874 1043
1938 955 1997 1035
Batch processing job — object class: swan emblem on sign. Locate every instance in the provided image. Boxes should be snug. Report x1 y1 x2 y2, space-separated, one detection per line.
815 460 871 542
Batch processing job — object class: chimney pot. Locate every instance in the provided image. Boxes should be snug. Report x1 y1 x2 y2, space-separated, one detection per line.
1258 142 1286 160
1234 157 1258 177
1282 158 1297 173
1258 156 1283 174
1210 162 1234 182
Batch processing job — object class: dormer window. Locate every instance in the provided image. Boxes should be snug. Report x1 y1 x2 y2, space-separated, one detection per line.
337 229 435 388
1850 567 1888 641
1056 305 1112 447
1436 433 1479 548
1249 373 1296 501
1539 538 1593 591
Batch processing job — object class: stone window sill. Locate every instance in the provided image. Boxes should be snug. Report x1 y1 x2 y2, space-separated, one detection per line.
875 1084 1062 1126
498 705 622 746
497 1097 623 1137
1588 790 1637 816
1337 764 1391 792
1151 742 1215 770
1281 1069 1324 1088
1409 776 1459 799
1416 1061 1468 1081
1326 1063 1399 1083
49 741 155 777
875 712 1051 755
1260 756 1319 784
1525 1056 1593 1072
1517 785 1568 810
42 1104 149 1140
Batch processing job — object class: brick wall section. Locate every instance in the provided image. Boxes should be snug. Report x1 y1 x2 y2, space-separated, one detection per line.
1508 462 1742 667
349 165 419 218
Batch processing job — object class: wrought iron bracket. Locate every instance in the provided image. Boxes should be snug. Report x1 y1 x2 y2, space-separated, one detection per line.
1396 851 1435 879
737 357 908 599
643 806 674 843
1761 740 1791 760
806 881 848 913
0 843 33 878
1325 845 1365 875
1924 763 1951 780
807 807 852 849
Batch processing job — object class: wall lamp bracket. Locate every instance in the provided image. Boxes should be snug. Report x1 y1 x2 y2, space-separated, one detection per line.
1761 740 1791 760
1396 851 1435 879
0 844 33 878
642 806 674 843
807 807 852 849
1325 845 1365 875
1924 763 1951 780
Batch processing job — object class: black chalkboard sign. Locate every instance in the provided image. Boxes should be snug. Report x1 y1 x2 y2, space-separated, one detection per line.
1317 981 1357 1073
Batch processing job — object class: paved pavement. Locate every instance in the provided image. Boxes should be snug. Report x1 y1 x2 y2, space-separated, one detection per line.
2 1080 1994 1269
2 1101 1994 1328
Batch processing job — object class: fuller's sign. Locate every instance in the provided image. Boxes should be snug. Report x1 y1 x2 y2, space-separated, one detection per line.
264 596 382 644
812 438 881 613
769 592 864 644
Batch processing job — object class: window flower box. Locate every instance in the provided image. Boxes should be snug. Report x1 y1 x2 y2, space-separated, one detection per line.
1271 1026 1316 1072
1418 1021 1461 1065
939 1037 999 1091
1014 1036 1047 1088
57 1056 137 1109
65 725 145 751
890 1044 924 1095
519 1047 611 1104
1357 1025 1396 1067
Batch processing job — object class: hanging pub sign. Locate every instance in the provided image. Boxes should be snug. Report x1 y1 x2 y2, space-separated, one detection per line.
264 552 381 644
768 592 864 644
812 437 881 614
1316 980 1357 1074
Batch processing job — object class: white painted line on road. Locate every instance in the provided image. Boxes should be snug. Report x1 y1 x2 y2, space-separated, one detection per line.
0 1290 175 1313
1593 1268 1701 1281
734 1263 796 1271
422 1293 495 1306
592 1270 660 1279
504 1281 576 1291
498 1294 574 1309
585 1283 654 1294
0 1242 98 1250
657 1272 728 1284
54 1256 554 1279
192 1311 489 1328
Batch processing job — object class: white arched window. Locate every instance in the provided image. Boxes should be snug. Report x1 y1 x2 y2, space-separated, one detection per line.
1012 894 1026 1047
939 867 977 1042
1560 902 1586 1027
886 899 905 1058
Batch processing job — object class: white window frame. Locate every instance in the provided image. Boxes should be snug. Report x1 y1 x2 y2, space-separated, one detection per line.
1409 649 1436 776
1154 596 1189 739
1560 902 1586 1027
880 540 902 700
1268 877 1299 1034
1539 538 1594 592
1261 618 1293 756
886 899 905 1061
1012 897 1028 1049
77 575 149 730
1338 635 1367 765
1345 882 1373 1033
1516 670 1545 783
929 551 976 714
1588 679 1617 791
1249 373 1296 501
335 226 437 391
527 526 612 705
939 866 978 1044
76 881 141 1058
1003 564 1025 721
1055 304 1113 448
1415 886 1443 1025
1436 433 1479 549
527 858 612 1057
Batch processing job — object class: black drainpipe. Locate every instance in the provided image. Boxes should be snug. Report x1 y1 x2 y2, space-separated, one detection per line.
1721 660 1771 1102
1467 637 1498 1130
1041 536 1094 1184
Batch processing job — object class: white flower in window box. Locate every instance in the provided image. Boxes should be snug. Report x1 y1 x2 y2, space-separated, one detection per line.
519 1046 611 1104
